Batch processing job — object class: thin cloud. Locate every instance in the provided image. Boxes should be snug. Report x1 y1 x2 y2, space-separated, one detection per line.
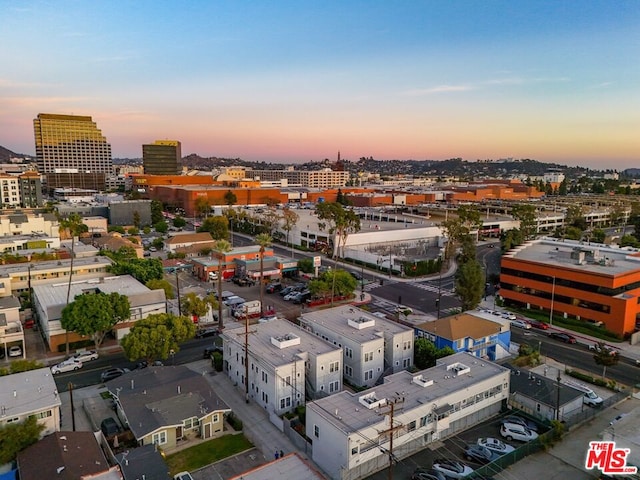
589 81 613 89
402 85 474 96
0 78 59 89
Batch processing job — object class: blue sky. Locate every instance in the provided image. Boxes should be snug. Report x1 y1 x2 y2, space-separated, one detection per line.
1 1 639 168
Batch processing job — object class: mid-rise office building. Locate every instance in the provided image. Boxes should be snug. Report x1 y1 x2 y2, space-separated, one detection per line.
18 171 43 207
142 140 182 175
0 175 20 207
33 113 112 191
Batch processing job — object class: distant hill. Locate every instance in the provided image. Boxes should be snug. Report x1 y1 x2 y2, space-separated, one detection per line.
0 145 33 162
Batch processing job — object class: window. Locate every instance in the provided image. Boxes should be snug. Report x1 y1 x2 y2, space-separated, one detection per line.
345 365 353 377
329 381 339 393
183 417 200 430
364 351 374 362
152 431 167 445
329 361 339 373
364 370 373 381
314 425 319 438
403 358 411 368
407 420 416 432
345 347 353 358
351 447 359 455
403 340 411 350
213 413 219 422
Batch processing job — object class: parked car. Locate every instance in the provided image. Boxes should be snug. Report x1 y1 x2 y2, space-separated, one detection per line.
411 467 446 480
266 282 283 293
233 276 256 287
510 320 531 329
292 290 311 304
350 271 363 281
173 473 194 480
23 319 36 329
284 290 302 301
477 437 515 456
528 320 549 330
8 345 22 357
100 417 121 437
100 367 130 383
589 343 618 355
279 286 296 297
501 415 539 432
500 422 538 442
51 359 83 375
548 332 577 344
135 360 164 369
609 413 628 426
502 312 517 321
195 326 219 338
395 305 414 315
72 350 99 362
463 444 498 464
432 459 474 479
203 345 223 358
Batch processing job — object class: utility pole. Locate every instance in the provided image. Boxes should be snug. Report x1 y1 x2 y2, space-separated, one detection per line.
379 396 404 480
244 306 249 403
555 370 562 421
68 382 76 431
173 269 182 316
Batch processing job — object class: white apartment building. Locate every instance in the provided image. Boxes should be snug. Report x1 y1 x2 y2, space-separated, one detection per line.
0 175 20 207
221 319 344 415
246 167 349 188
306 352 510 480
0 212 60 237
299 306 414 388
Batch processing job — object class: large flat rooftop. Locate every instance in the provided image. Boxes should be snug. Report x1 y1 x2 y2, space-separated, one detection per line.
300 305 412 343
223 318 341 367
308 352 508 433
504 237 640 275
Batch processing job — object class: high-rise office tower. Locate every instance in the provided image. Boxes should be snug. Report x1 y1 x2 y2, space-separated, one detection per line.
33 113 113 191
142 140 182 175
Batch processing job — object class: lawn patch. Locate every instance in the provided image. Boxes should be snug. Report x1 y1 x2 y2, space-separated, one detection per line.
165 434 253 474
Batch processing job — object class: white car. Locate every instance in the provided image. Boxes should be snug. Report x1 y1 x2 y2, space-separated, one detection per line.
500 422 538 442
394 305 414 315
501 312 517 320
173 472 194 480
72 350 99 362
432 459 474 479
510 320 531 329
8 345 22 357
477 437 515 455
51 359 83 375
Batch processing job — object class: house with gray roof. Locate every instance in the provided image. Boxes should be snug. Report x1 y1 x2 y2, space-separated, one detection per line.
32 274 166 352
116 444 171 480
0 367 61 438
107 366 230 450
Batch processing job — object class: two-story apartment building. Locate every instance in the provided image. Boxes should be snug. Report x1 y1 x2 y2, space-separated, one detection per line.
221 318 343 414
0 367 62 438
299 306 414 388
306 352 510 480
32 275 166 352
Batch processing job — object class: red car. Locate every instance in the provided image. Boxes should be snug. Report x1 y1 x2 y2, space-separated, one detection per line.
528 320 549 330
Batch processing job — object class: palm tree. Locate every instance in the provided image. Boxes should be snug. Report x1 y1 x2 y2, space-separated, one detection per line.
255 233 272 316
59 213 88 356
212 239 232 330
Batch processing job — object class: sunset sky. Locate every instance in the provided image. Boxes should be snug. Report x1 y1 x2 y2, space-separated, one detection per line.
1 1 639 168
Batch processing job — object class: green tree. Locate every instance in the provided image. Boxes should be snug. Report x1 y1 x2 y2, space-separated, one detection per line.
133 211 141 228
501 228 525 252
298 257 314 274
61 292 131 351
458 234 477 264
565 204 587 230
414 338 455 369
195 197 211 220
59 212 89 355
108 225 126 234
121 313 196 364
564 226 583 241
315 202 361 305
146 278 175 299
150 200 164 224
224 190 237 208
558 179 568 196
181 292 209 322
309 269 357 299
441 205 482 263
108 257 164 284
173 216 186 228
255 233 273 315
592 342 620 380
198 215 229 240
308 277 332 300
620 234 640 248
281 207 299 256
0 359 45 376
212 239 232 329
455 259 484 311
512 204 537 240
0 416 45 464
154 220 168 233
127 226 139 236
591 228 606 244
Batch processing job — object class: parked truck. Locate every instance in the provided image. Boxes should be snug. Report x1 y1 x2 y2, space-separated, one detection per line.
233 300 261 319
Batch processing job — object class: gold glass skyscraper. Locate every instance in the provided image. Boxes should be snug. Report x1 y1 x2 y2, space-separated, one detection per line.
142 140 182 175
33 113 113 191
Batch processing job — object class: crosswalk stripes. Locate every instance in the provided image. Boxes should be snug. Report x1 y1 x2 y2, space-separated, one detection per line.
363 279 455 297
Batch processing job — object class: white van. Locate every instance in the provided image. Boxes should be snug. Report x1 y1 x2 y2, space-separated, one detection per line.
564 380 603 407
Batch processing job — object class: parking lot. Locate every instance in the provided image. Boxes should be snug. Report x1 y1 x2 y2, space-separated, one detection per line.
366 412 547 480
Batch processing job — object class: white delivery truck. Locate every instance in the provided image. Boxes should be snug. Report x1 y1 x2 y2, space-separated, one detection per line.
233 300 261 319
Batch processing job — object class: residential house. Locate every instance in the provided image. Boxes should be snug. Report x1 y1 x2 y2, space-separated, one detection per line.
108 366 230 450
91 232 144 258
414 313 510 361
115 444 171 480
306 352 510 480
507 365 585 422
32 275 166 352
229 452 326 480
299 305 414 388
164 232 214 254
0 296 24 359
221 318 343 414
0 367 62 437
17 431 122 480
